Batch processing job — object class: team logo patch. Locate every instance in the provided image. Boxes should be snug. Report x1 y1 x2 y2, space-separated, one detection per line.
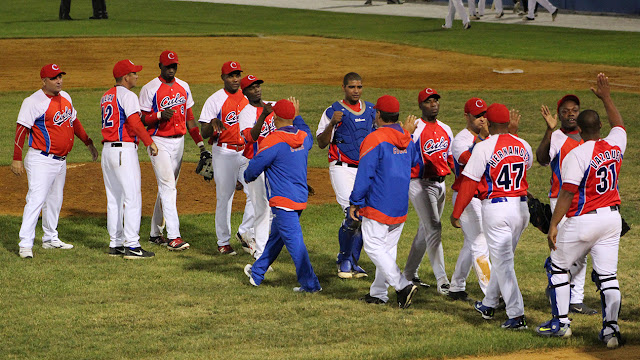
225 111 238 126
230 62 238 69
52 64 60 71
53 106 73 126
160 93 187 109
476 99 484 108
248 75 256 81
423 136 449 156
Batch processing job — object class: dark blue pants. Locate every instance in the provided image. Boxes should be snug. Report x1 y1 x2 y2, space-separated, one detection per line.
251 208 321 292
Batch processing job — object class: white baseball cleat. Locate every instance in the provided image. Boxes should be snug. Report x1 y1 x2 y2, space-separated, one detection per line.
42 239 73 249
244 264 258 286
19 247 33 258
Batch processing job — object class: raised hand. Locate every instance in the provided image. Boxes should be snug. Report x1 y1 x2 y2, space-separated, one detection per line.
403 114 418 133
509 109 521 135
590 72 611 100
288 97 300 117
540 105 557 130
331 110 344 126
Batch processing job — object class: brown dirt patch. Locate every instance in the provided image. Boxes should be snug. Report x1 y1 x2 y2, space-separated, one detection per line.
4 36 640 93
0 163 335 217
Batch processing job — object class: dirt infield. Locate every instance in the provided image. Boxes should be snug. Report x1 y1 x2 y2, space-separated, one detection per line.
3 35 639 358
4 36 640 93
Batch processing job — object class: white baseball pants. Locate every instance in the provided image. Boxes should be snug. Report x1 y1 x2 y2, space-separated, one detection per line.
528 0 556 18
480 197 529 319
212 144 254 247
362 218 412 303
149 136 183 240
243 162 270 258
329 162 357 210
18 148 66 248
468 0 486 16
444 0 470 28
550 207 621 334
404 178 448 285
494 0 503 14
450 192 491 294
550 197 588 304
101 142 142 248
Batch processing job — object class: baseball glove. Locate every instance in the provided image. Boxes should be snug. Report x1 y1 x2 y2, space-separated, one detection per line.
528 196 552 234
195 150 213 182
621 216 631 237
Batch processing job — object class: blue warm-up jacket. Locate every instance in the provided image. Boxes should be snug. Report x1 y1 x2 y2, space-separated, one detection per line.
244 115 313 210
349 123 420 224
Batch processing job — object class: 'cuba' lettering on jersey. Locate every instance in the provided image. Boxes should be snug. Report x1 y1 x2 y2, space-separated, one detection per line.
159 93 187 109
488 145 530 168
590 149 622 169
53 106 73 126
291 144 305 153
393 147 408 155
260 120 276 138
423 136 449 156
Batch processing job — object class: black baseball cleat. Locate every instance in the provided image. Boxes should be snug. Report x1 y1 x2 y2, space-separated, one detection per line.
569 303 598 315
360 293 387 305
124 247 155 260
448 290 469 301
396 284 418 309
551 8 559 21
108 246 125 256
149 235 169 246
411 277 430 288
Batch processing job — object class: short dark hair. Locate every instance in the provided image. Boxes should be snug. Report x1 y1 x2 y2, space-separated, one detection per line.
577 109 601 134
343 72 362 86
114 76 124 82
379 110 399 123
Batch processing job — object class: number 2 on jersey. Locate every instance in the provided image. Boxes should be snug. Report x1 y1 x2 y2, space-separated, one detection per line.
102 104 114 129
496 162 524 191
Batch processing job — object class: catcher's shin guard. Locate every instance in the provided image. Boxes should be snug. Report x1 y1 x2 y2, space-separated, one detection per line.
337 209 362 263
592 270 623 339
351 228 363 264
545 257 571 321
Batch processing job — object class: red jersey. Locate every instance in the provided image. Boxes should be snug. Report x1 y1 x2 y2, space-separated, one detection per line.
138 77 194 137
561 127 626 217
410 119 454 179
547 129 583 198
462 133 533 199
199 88 249 146
238 101 276 159
100 86 152 146
17 90 78 157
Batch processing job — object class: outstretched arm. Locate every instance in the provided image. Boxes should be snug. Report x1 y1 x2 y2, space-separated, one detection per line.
591 73 624 129
535 105 557 166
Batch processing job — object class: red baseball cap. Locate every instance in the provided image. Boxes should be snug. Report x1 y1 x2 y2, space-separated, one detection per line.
486 103 510 124
40 64 66 79
240 75 264 90
113 59 143 78
159 50 179 66
221 61 242 75
464 97 488 116
272 99 296 120
418 88 440 104
374 95 400 113
557 94 580 113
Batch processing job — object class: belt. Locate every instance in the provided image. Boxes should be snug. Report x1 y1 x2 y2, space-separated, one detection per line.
166 134 183 138
490 195 527 203
427 176 446 183
217 142 245 151
108 142 137 149
40 151 66 161
586 205 619 215
334 161 358 168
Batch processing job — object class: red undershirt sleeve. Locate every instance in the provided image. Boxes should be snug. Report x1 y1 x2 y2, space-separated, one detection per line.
13 124 29 161
452 175 479 219
125 113 153 146
141 110 159 126
561 183 580 193
73 119 94 146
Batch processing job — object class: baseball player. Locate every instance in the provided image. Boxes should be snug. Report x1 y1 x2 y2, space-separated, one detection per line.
442 0 471 29
535 94 598 315
101 59 159 259
448 98 492 300
402 87 454 295
451 103 533 330
139 50 205 251
349 95 420 308
536 74 625 348
237 74 277 259
523 0 558 21
199 61 255 256
13 64 99 258
316 72 376 279
243 98 322 293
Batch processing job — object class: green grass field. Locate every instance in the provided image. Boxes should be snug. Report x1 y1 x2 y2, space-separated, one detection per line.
1 1 639 359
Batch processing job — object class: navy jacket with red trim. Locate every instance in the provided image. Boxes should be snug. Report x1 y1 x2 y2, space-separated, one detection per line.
349 123 420 224
244 115 312 210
